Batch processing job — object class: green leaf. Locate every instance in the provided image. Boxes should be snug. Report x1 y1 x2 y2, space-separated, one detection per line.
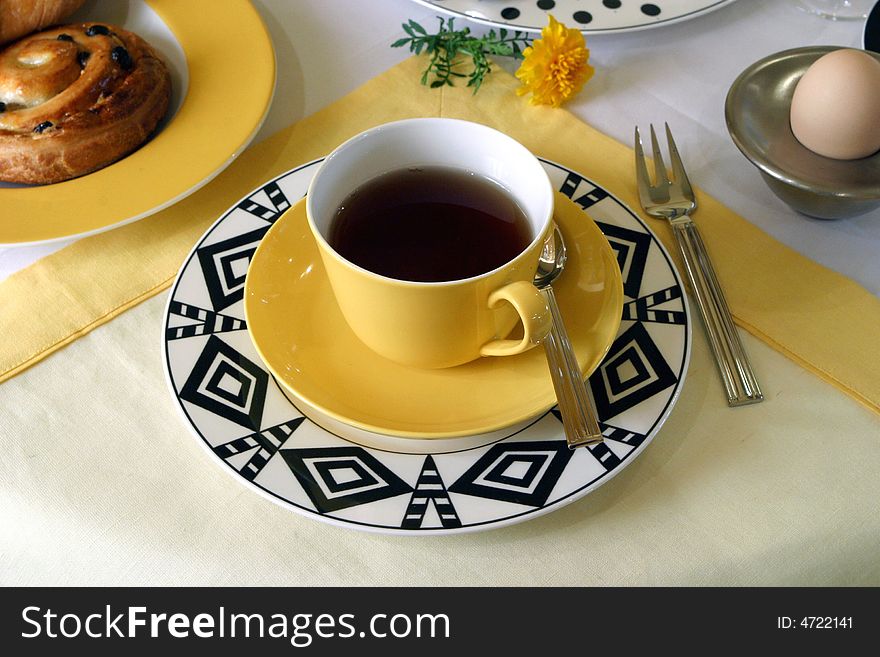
393 15 533 93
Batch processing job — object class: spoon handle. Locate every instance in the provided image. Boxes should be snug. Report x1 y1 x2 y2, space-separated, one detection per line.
541 286 604 449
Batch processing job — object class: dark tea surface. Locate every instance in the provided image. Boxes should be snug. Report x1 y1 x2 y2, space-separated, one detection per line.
328 166 532 282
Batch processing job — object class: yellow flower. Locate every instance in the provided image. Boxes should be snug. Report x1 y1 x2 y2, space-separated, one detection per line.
515 15 594 107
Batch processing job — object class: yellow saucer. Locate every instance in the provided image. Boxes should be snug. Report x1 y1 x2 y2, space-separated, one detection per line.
244 192 623 439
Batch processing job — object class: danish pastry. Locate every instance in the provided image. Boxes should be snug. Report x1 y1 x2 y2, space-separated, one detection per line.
0 0 86 46
0 22 171 184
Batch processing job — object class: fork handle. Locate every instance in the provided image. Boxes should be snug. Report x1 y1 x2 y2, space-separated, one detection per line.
671 218 763 406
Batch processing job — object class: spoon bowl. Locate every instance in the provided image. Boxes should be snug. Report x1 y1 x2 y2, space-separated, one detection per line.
534 225 568 289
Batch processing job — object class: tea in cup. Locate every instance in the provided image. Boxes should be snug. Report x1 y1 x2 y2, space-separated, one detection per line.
306 118 554 369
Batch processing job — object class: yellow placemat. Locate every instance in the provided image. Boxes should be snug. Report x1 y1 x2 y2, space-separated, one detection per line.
1 56 879 415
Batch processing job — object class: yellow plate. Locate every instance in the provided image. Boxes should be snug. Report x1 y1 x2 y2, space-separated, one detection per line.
244 192 624 439
0 0 275 245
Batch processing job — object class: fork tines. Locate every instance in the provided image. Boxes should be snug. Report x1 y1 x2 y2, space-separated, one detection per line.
634 123 694 206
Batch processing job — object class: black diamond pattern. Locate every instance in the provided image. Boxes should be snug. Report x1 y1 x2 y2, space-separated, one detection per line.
448 441 574 507
313 459 378 492
197 226 270 312
281 447 412 513
179 335 268 430
589 322 677 420
594 221 652 299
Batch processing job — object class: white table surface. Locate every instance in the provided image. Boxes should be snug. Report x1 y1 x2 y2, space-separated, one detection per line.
2 1 880 587
1 0 878 297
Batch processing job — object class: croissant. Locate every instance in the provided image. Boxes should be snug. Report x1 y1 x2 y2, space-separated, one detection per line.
0 0 86 46
0 22 171 184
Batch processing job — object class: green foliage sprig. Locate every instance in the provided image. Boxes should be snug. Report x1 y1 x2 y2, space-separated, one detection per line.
392 18 531 92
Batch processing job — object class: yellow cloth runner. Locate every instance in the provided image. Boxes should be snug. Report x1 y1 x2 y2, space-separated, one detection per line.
2 56 879 414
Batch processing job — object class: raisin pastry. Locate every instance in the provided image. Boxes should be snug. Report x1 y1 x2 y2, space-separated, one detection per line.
0 0 86 46
0 22 171 184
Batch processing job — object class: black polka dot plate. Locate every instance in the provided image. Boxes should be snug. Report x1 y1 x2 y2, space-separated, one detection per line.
162 158 691 534
409 0 737 34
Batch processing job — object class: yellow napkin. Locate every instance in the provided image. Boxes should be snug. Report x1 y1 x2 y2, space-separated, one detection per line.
2 56 879 415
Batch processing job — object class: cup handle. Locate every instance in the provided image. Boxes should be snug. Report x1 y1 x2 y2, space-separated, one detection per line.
480 281 552 357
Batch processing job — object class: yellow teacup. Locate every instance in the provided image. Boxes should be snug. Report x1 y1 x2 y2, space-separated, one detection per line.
306 118 554 369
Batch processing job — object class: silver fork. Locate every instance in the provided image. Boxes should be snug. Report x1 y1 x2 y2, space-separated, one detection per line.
635 123 763 406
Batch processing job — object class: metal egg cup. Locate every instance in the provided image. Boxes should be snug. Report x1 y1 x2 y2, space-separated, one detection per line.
726 46 880 220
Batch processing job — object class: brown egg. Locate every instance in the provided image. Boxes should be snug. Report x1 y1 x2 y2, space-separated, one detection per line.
789 49 880 160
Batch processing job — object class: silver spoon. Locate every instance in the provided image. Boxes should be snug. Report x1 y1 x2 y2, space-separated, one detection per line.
534 225 604 449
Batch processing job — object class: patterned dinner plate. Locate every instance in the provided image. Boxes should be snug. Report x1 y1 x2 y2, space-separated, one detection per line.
162 159 691 534
408 0 738 34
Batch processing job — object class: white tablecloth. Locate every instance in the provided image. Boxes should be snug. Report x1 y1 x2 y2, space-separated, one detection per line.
2 0 879 586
